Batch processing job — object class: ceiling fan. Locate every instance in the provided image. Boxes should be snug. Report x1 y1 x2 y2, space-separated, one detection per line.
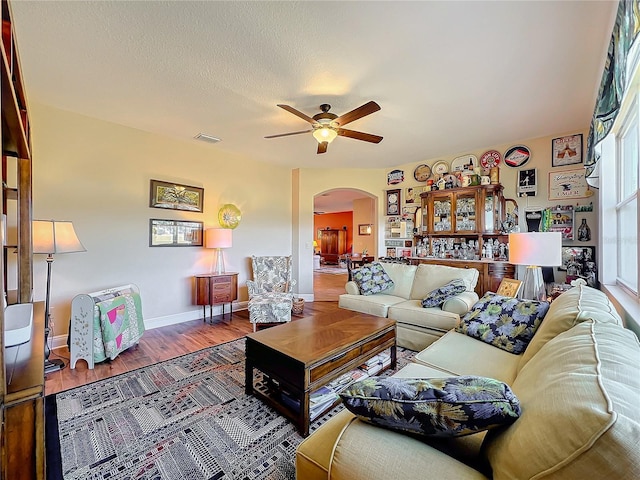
265 101 383 154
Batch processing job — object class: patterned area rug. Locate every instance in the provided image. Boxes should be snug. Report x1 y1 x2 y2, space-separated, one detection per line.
46 338 415 480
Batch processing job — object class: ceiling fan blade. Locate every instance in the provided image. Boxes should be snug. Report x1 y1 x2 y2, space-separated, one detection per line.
333 101 381 126
337 128 383 144
317 141 328 154
264 129 313 139
277 104 317 124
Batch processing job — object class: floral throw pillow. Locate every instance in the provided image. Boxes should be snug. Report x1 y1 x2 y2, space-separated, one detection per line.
421 279 467 307
340 376 521 438
352 262 394 296
456 292 550 354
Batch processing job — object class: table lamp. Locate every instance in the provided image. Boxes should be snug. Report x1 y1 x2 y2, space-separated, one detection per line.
508 232 561 301
32 220 86 373
206 228 232 274
313 240 318 254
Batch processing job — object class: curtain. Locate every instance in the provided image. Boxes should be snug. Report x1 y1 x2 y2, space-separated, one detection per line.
586 0 640 187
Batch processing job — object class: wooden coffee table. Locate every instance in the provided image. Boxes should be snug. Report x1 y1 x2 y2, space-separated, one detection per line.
245 312 396 436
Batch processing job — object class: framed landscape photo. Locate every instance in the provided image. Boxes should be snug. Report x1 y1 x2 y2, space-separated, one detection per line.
149 219 203 247
552 134 583 167
150 179 204 212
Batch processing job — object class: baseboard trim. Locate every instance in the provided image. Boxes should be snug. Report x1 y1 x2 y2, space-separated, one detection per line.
51 301 250 351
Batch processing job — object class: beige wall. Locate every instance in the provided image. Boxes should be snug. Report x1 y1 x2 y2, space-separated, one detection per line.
30 102 293 338
29 102 598 344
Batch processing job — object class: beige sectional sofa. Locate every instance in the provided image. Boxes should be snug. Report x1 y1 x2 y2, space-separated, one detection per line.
297 285 640 479
339 262 480 350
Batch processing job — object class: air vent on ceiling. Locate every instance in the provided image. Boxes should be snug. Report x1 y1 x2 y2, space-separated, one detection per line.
194 133 221 144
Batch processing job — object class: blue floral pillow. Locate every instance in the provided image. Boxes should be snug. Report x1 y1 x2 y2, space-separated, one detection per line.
340 376 521 438
422 279 467 307
456 292 550 354
352 262 394 296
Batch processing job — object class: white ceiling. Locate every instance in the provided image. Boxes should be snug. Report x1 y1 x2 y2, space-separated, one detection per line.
9 1 617 211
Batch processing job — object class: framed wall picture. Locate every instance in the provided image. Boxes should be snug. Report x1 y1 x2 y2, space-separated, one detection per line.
386 188 401 215
496 278 523 297
358 224 372 235
405 185 427 204
552 134 583 167
548 168 592 200
518 168 537 197
149 219 204 247
150 179 204 212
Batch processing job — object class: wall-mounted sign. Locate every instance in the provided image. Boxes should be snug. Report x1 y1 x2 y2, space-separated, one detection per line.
518 168 537 197
548 168 592 200
387 169 404 185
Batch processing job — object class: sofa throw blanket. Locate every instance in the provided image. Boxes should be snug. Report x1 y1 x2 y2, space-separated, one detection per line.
94 292 145 362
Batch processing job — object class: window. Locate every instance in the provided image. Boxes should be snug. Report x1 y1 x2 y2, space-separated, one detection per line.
616 102 639 293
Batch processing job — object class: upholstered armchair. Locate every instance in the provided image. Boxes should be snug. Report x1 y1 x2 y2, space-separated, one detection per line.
247 255 297 331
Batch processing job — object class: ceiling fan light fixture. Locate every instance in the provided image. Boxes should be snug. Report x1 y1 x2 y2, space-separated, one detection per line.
313 126 338 144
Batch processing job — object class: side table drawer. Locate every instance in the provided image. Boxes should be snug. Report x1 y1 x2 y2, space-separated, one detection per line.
212 275 233 284
213 293 232 303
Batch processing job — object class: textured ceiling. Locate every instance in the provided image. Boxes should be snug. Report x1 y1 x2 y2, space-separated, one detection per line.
10 1 617 175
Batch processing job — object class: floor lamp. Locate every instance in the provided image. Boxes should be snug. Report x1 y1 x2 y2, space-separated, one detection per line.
205 228 232 274
508 232 562 301
32 220 86 373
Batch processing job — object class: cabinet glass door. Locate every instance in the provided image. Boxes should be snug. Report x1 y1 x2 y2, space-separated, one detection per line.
454 193 476 232
483 191 501 233
432 196 453 232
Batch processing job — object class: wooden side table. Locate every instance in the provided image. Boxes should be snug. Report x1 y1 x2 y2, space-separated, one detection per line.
194 272 238 322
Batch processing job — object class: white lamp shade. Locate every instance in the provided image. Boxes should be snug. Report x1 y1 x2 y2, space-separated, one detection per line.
312 127 338 144
508 232 562 266
33 220 86 254
205 228 232 249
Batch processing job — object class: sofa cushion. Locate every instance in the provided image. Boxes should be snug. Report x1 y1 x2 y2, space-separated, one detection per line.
442 291 480 316
484 320 640 480
389 300 460 332
339 293 405 318
410 264 479 300
413 330 520 384
379 262 418 299
456 293 549 354
422 279 467 307
518 285 623 372
352 262 395 295
340 376 521 438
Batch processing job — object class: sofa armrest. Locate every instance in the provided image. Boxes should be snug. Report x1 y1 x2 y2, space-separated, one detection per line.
330 419 489 480
442 291 479 316
345 281 360 295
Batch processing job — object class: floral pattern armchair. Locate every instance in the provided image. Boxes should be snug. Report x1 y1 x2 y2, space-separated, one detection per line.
247 256 297 331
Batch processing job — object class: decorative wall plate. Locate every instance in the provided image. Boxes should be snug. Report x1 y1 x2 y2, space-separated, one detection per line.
451 154 478 172
504 145 531 168
218 204 242 229
480 150 502 168
413 164 432 182
432 160 449 176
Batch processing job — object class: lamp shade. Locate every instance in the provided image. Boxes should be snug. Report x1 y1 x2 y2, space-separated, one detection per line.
33 220 86 254
205 228 232 249
312 127 338 144
508 232 562 266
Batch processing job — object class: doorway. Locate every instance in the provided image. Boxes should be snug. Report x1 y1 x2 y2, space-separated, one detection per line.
313 188 376 301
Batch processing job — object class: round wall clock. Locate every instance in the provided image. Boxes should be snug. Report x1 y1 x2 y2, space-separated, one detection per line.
218 204 242 229
413 164 432 182
432 160 449 176
480 150 502 168
504 145 531 167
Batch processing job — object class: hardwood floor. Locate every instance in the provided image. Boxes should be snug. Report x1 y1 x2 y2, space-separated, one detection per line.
45 270 348 396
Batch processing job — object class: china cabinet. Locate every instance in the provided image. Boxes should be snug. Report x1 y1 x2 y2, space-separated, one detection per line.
412 184 515 297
